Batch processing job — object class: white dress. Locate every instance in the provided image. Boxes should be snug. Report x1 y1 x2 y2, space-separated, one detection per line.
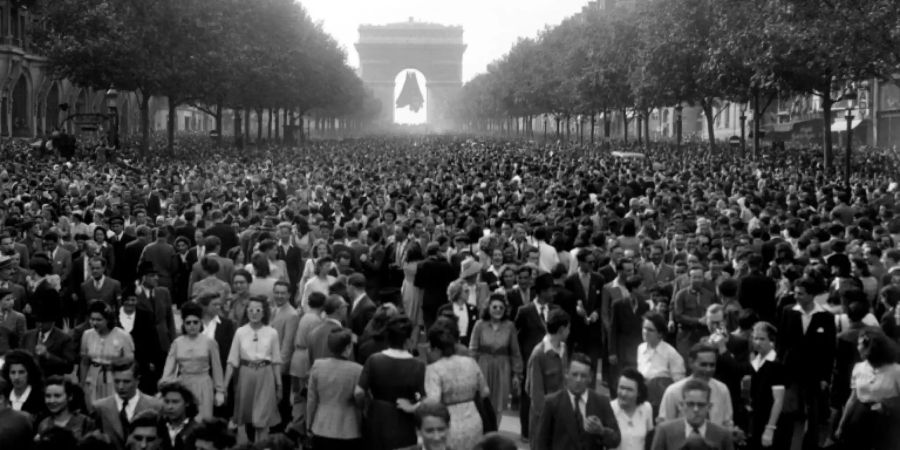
610 400 654 450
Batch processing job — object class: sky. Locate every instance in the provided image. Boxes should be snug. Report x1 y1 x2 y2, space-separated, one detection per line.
301 0 592 83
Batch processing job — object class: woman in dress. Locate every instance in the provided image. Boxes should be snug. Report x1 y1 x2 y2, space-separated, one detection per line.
161 302 225 419
852 258 880 306
748 321 791 450
636 312 685 415
224 295 282 443
247 253 278 300
38 375 96 440
79 300 134 406
356 315 426 450
402 245 426 343
300 257 337 310
401 324 488 450
357 302 399 364
610 368 654 450
836 329 900 450
2 349 46 417
468 294 522 419
297 239 332 302
227 269 252 326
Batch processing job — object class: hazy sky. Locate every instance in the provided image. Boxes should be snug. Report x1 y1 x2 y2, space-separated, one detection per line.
301 0 591 83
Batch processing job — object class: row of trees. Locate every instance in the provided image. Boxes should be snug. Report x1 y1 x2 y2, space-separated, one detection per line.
452 0 900 167
33 0 379 154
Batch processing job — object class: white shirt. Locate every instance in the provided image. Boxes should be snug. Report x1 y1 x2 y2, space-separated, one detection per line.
637 341 686 381
751 349 777 372
611 400 654 450
537 240 560 274
202 315 220 340
794 302 826 333
9 385 31 411
541 334 566 358
466 284 478 307
684 420 708 438
452 302 469 337
119 308 135 333
166 419 190 443
115 393 139 421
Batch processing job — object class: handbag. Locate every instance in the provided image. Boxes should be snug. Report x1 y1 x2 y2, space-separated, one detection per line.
475 394 498 433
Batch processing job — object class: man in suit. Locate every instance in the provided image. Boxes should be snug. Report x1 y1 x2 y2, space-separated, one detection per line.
566 252 605 359
505 265 537 320
359 228 386 302
526 307 570 442
347 273 376 338
737 253 777 323
188 236 233 292
288 291 326 436
638 244 676 291
414 243 456 329
43 231 73 283
122 226 152 290
109 216 136 285
158 381 200 450
597 259 636 383
81 256 123 315
275 222 304 297
306 329 364 447
136 262 175 375
778 276 836 450
120 285 164 395
534 352 620 450
19 304 77 377
446 258 492 311
270 280 300 431
651 379 734 450
608 274 650 393
308 294 347 363
203 210 239 256
138 227 176 290
516 273 560 440
93 361 162 450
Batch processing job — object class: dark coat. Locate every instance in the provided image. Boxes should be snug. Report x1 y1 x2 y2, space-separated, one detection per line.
777 305 836 385
534 389 621 450
19 327 78 377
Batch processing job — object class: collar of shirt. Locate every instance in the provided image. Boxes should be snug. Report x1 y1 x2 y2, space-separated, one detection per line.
793 301 826 316
352 293 366 311
9 385 31 410
167 418 190 441
325 317 342 327
751 349 777 371
684 420 708 438
40 329 53 343
93 275 106 287
567 389 589 414
115 393 139 419
542 334 565 357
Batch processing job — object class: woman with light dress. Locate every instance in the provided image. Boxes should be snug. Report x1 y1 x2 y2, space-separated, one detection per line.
401 245 426 343
79 300 134 407
223 295 282 443
400 324 489 450
469 294 522 419
160 302 225 419
300 256 338 310
636 312 685 415
247 253 278 300
610 368 654 450
296 239 333 304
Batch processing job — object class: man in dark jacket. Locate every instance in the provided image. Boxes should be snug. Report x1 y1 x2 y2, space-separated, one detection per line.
414 243 456 329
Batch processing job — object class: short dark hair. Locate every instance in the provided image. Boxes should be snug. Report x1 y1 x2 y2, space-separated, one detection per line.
619 367 649 405
348 273 366 288
385 315 413 349
472 433 518 450
111 359 139 378
681 378 711 400
642 312 668 338
323 294 346 315
307 291 327 309
128 410 160 436
688 343 717 361
568 352 593 372
860 329 899 367
414 401 451 429
200 256 220 275
159 381 199 419
717 278 738 297
546 309 570 334
191 418 236 450
232 268 253 284
427 323 458 357
327 328 353 355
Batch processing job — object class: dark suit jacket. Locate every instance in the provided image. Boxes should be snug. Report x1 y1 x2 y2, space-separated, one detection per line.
159 417 199 450
137 286 175 355
609 297 649 364
129 305 163 392
308 320 343 363
111 233 136 284
650 418 734 450
276 243 304 292
204 223 239 256
93 392 162 450
349 295 376 337
174 224 197 247
140 241 176 287
20 327 78 377
213 316 237 370
414 257 456 311
515 302 558 361
121 238 148 288
534 389 621 450
778 305 836 385
81 277 123 311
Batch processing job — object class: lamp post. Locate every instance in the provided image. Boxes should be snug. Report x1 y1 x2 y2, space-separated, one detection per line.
844 93 855 193
105 87 119 150
739 111 747 156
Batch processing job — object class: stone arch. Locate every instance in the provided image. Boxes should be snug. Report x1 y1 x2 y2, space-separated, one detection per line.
356 20 465 128
11 73 31 137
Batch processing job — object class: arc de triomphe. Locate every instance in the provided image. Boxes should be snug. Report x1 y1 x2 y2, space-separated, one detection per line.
356 19 466 129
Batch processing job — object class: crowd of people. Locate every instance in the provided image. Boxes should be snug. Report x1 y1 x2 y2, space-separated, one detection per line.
0 134 899 450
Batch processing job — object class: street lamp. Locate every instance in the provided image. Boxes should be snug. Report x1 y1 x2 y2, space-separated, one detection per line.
105 86 119 150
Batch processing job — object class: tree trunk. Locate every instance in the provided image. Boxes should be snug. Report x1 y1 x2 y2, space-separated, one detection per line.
566 116 571 141
267 108 273 140
622 108 629 144
166 97 176 156
243 108 250 145
256 108 263 143
702 100 716 152
644 110 650 144
139 93 150 156
590 114 595 144
234 109 243 148
214 104 222 147
274 108 279 142
637 114 643 145
753 90 761 159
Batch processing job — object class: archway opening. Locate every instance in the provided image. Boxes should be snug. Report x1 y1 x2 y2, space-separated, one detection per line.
393 69 426 125
11 75 29 137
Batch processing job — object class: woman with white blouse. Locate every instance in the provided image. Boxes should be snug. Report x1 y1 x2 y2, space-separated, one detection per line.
223 295 282 443
610 368 654 450
636 312 685 415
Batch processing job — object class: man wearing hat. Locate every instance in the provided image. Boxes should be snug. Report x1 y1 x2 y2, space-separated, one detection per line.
136 261 175 365
18 298 77 377
446 257 491 313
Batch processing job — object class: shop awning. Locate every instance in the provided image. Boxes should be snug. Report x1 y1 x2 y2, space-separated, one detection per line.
830 118 863 132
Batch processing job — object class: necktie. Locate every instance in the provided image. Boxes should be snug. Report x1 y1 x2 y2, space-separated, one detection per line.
573 394 584 433
119 396 130 432
691 425 701 436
